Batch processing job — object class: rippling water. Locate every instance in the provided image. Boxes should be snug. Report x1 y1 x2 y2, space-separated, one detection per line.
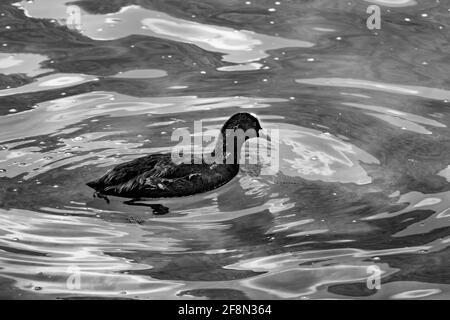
0 0 449 299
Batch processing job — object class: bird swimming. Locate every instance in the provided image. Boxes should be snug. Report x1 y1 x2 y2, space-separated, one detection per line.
86 113 263 201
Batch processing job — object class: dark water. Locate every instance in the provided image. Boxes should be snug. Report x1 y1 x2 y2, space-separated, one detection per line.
0 0 449 299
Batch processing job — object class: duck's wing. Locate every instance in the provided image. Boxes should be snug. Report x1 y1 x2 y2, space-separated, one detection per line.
112 163 237 198
87 154 177 193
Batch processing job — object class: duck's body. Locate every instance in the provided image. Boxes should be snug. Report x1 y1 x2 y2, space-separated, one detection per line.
87 113 262 199
87 154 239 198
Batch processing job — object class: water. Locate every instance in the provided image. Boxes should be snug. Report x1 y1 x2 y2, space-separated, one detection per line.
0 0 449 299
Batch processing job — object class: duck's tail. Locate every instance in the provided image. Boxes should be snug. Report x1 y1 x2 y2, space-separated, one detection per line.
86 180 100 190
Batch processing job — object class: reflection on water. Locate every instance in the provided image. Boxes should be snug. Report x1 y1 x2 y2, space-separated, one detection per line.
19 1 314 70
364 0 417 7
0 0 449 299
0 73 99 97
0 52 52 77
295 78 450 101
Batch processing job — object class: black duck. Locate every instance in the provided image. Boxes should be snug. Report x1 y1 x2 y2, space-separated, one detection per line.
87 113 263 200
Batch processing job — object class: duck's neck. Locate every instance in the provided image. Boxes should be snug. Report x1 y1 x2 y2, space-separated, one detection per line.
210 131 246 165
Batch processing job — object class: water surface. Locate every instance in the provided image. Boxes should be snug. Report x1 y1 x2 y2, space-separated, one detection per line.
0 0 449 299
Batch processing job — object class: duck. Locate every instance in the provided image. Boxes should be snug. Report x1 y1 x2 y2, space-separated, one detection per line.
86 113 263 201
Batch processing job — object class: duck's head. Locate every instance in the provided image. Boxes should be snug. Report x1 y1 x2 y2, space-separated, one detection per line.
220 112 263 139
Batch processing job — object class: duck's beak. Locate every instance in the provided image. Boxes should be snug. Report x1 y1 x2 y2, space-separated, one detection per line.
257 129 270 141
